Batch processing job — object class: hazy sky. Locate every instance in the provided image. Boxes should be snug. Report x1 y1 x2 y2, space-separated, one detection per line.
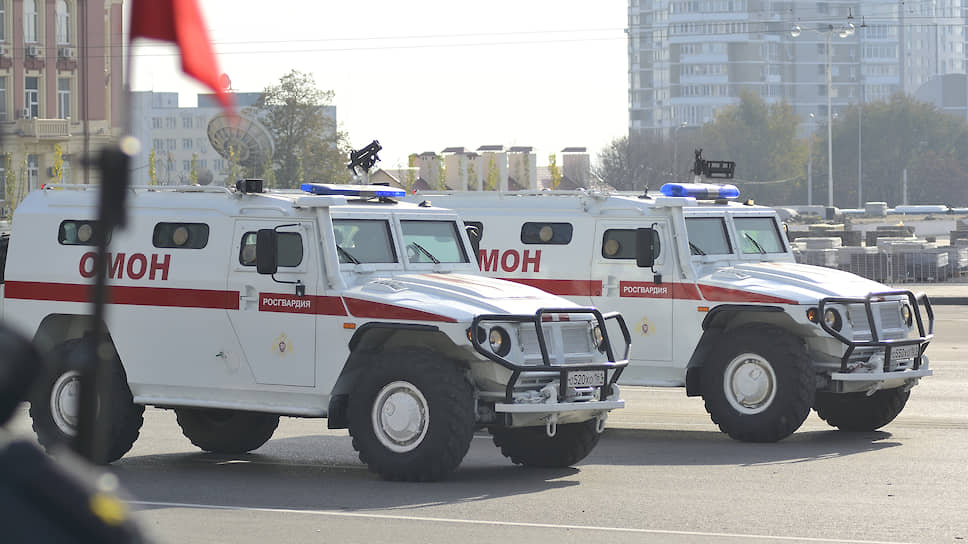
126 0 630 169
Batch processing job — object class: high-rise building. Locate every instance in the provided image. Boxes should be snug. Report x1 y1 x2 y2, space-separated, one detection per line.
628 1 967 140
0 0 124 209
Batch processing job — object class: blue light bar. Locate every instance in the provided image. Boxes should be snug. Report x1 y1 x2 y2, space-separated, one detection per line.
301 183 406 199
659 183 740 200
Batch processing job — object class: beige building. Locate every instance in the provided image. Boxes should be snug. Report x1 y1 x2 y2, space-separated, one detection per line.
0 0 124 214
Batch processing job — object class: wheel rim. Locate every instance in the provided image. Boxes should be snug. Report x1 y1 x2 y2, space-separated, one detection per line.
723 353 777 415
371 381 429 453
50 370 82 436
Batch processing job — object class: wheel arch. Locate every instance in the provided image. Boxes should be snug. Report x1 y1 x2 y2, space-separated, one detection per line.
32 313 115 356
327 322 469 429
684 304 808 396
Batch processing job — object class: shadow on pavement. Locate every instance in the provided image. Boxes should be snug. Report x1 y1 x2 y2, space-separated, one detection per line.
587 427 900 466
115 433 580 513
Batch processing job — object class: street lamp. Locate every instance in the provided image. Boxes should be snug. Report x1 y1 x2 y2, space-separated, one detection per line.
792 19 855 208
806 113 814 206
672 121 687 182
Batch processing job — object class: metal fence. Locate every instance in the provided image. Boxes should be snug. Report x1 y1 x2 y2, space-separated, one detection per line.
793 237 968 283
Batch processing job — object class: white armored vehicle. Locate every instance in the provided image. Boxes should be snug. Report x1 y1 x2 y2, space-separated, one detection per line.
1 178 629 481
413 156 934 442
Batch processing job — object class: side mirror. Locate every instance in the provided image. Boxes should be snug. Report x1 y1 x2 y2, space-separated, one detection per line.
635 228 656 269
256 229 278 275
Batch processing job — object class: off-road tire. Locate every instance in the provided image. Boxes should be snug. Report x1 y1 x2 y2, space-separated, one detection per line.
489 419 601 467
348 348 474 482
29 338 144 463
813 388 910 431
175 408 279 453
701 324 814 442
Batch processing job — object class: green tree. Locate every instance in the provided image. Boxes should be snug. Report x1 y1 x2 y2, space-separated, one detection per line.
3 154 16 214
253 69 351 187
548 154 563 190
51 144 64 183
822 94 968 207
148 149 157 185
227 145 244 185
436 155 446 189
189 153 198 184
485 155 500 190
701 91 806 205
404 154 418 192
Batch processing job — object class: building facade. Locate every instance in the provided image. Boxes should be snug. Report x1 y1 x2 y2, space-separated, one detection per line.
1 0 124 212
628 0 967 139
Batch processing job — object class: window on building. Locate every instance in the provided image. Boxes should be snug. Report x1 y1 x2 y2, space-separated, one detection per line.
166 138 176 150
152 117 161 128
57 78 71 119
183 160 190 171
182 117 192 129
25 77 40 118
27 155 39 191
165 117 175 129
183 138 192 150
0 76 7 122
24 0 38 43
0 3 6 42
55 0 70 44
214 159 224 171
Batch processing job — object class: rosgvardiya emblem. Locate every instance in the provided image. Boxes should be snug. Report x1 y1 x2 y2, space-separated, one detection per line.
637 316 653 336
273 333 292 355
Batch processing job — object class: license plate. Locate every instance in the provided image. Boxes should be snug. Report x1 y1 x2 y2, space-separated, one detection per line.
567 370 605 388
890 344 920 360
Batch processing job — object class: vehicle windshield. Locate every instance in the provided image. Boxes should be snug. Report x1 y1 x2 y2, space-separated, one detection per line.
332 219 397 264
734 217 786 255
400 220 469 264
685 217 733 255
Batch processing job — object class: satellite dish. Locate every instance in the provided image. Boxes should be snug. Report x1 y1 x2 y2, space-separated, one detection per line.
197 168 214 185
207 112 274 169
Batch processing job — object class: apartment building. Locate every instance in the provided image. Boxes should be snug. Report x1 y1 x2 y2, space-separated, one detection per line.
628 0 967 138
0 0 124 210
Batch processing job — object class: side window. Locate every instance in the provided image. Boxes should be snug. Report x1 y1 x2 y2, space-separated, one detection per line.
521 222 572 245
58 220 111 246
239 231 303 267
602 228 661 260
153 222 209 249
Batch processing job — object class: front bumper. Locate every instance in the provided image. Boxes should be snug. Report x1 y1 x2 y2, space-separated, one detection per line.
469 308 631 405
819 290 933 383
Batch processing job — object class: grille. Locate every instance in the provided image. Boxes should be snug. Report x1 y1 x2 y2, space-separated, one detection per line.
517 322 595 365
847 302 906 342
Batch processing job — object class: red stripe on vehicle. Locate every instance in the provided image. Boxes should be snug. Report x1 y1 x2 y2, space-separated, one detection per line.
500 278 602 296
697 284 797 305
4 281 240 310
343 297 458 323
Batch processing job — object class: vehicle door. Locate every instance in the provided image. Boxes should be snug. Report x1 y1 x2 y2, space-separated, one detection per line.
227 220 319 386
590 219 674 371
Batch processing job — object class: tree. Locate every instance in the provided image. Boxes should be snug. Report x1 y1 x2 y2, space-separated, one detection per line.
226 145 244 186
189 153 198 185
52 144 64 183
485 155 500 190
148 149 157 185
594 132 683 191
823 93 968 207
253 70 351 188
701 91 806 205
3 154 15 214
548 154 563 190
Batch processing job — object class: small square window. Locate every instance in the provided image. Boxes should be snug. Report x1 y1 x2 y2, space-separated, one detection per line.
521 222 573 245
153 223 209 249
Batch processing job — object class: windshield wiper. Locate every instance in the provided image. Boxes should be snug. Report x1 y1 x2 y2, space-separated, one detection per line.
336 244 360 264
409 242 440 264
689 242 706 255
744 232 767 254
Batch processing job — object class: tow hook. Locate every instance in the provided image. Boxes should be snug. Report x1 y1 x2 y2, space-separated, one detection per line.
544 413 559 438
595 413 608 434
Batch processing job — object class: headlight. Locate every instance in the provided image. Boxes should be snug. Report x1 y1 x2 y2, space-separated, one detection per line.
488 327 511 356
823 308 842 331
901 303 913 326
591 325 606 353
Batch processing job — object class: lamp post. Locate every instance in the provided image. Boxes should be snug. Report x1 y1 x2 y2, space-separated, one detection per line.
672 121 687 182
792 20 854 208
807 113 814 206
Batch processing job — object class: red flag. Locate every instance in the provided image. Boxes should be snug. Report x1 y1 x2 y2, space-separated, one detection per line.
129 0 234 112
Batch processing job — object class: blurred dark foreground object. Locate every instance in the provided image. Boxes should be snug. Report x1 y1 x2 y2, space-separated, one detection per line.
0 324 147 543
